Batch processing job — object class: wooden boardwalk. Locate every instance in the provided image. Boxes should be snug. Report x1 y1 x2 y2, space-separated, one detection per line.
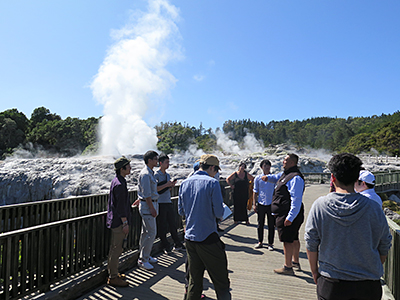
77 184 330 300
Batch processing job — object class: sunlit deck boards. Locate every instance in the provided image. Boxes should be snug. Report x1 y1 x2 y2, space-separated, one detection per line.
77 184 330 300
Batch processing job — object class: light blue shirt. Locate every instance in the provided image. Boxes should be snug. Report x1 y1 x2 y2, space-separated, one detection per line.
267 172 305 222
360 188 382 206
138 166 159 215
155 170 171 204
178 170 224 242
253 174 275 205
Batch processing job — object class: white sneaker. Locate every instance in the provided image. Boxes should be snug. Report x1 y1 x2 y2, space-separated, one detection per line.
268 245 274 251
149 256 158 264
138 260 154 270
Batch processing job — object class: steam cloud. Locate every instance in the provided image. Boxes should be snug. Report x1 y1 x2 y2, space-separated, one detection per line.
215 130 264 155
91 0 182 156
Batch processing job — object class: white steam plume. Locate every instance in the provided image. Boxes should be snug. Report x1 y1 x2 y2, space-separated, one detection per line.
215 129 264 155
91 0 182 156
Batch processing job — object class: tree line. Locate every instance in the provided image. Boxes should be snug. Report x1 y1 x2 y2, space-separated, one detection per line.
1 106 399 159
0 107 98 158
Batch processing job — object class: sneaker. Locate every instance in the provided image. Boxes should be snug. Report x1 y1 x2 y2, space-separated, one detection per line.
292 261 301 270
149 256 158 264
274 266 294 275
138 260 154 270
268 245 274 251
164 248 173 255
254 243 263 249
107 276 129 287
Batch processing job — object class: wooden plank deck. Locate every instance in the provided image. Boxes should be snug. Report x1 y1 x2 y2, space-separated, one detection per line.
77 184 330 300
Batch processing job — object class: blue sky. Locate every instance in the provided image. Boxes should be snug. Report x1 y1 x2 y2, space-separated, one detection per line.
1 0 399 131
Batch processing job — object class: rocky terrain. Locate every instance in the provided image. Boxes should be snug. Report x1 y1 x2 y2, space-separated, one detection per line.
1 144 400 206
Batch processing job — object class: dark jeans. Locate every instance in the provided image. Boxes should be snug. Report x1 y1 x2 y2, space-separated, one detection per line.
156 203 182 250
257 203 275 245
185 238 231 300
317 275 382 300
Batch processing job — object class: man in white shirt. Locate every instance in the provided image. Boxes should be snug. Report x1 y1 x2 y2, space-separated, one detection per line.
354 170 382 206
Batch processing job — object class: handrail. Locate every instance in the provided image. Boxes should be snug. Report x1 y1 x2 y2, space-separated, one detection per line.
383 218 400 300
1 172 399 233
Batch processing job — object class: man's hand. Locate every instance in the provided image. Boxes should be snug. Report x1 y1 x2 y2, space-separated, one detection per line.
312 271 320 284
132 199 140 207
122 225 129 235
253 204 257 213
150 206 158 217
284 219 292 227
261 175 268 182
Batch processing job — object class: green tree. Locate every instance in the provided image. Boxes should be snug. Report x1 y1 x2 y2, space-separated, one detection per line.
30 106 61 128
0 109 29 157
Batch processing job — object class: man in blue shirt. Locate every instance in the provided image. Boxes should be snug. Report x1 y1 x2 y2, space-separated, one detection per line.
178 154 231 300
262 153 305 275
253 159 276 250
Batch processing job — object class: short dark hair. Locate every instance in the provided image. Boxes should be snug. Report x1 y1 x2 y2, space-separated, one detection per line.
159 153 169 163
200 163 219 172
328 153 363 185
365 182 375 189
239 162 246 169
260 159 271 168
144 150 158 164
288 153 299 165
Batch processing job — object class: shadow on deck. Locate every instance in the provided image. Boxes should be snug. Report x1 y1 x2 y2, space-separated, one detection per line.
30 184 393 300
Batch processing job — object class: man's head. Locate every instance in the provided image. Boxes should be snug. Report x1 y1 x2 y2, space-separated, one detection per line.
283 153 298 170
114 156 131 177
260 159 271 175
328 153 363 186
144 150 159 168
199 154 221 177
159 153 170 170
354 170 375 192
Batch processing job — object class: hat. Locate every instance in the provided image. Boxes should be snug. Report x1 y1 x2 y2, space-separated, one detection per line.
114 156 131 171
359 170 375 185
193 161 200 171
199 154 221 170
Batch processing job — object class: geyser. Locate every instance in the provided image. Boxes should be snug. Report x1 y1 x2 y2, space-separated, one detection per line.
91 0 183 156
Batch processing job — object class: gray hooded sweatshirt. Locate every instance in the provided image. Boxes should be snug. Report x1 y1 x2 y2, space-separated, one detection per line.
305 192 392 281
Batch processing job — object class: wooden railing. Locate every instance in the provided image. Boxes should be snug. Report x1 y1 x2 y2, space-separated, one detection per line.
0 173 399 299
0 184 224 300
384 219 400 300
0 200 184 300
375 171 400 193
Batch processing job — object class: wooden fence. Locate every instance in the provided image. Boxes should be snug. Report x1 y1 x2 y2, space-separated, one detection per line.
384 219 400 300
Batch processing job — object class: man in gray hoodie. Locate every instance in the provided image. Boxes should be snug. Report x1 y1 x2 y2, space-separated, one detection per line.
305 153 392 300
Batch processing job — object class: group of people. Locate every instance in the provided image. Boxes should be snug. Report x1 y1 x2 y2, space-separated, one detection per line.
106 150 393 300
106 151 184 288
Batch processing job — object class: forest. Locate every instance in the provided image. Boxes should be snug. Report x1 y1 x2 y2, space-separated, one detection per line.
1 106 399 159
